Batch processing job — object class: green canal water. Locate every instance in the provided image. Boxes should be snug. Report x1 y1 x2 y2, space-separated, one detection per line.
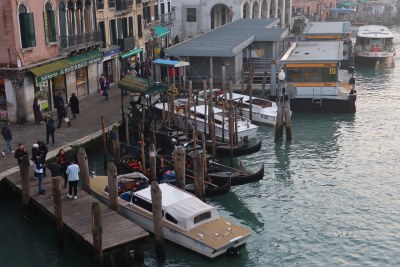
1 26 400 267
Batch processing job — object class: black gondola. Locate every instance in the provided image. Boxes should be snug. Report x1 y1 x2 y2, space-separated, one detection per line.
207 162 264 186
184 177 231 197
200 139 262 157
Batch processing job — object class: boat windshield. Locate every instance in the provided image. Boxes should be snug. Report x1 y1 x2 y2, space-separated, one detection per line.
194 211 212 224
286 67 337 83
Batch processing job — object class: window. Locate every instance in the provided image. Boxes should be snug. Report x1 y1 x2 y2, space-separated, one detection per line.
44 2 57 44
154 4 159 20
137 15 143 38
168 2 171 13
97 0 104 10
99 21 106 48
187 8 196 22
165 213 178 224
110 19 117 45
128 16 133 36
19 4 36 48
161 3 165 15
194 211 211 224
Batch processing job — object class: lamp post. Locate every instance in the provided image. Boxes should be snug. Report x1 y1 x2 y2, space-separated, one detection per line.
275 69 286 142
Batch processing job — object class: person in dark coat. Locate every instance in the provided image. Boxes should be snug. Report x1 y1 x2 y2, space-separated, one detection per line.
103 78 110 100
69 93 80 118
1 121 13 157
33 98 43 124
48 158 62 177
44 114 55 145
37 141 48 177
57 104 70 128
54 92 64 110
14 143 28 165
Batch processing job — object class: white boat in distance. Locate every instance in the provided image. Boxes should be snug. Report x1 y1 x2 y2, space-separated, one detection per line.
155 99 259 141
354 25 395 65
90 173 252 258
197 89 281 126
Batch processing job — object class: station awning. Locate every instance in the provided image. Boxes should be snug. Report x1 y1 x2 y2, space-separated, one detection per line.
155 25 170 38
153 59 190 67
118 75 168 95
120 48 143 59
31 50 102 83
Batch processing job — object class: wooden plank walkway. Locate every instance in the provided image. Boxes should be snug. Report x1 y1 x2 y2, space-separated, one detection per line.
5 170 149 251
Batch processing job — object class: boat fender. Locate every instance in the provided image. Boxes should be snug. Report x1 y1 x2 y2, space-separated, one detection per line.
350 89 357 95
226 247 240 256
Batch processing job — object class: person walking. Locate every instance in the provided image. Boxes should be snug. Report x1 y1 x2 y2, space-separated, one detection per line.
54 92 64 111
69 93 80 118
57 103 70 128
99 73 105 92
1 121 13 157
34 157 46 195
103 78 110 100
44 114 56 145
14 143 28 165
57 149 69 188
33 98 43 125
66 158 80 199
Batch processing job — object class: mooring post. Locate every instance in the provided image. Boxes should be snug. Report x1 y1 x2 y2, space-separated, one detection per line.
92 202 103 267
101 115 108 170
124 112 130 145
20 154 30 223
284 97 292 140
111 125 121 165
149 144 157 182
275 101 283 141
107 162 119 211
77 147 90 193
173 146 186 190
192 150 205 201
52 176 63 249
151 181 166 262
222 65 226 90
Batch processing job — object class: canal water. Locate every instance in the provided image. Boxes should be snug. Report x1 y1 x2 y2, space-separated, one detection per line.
1 26 400 267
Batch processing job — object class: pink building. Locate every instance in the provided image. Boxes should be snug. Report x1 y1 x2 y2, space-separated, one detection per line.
292 0 337 22
0 0 102 123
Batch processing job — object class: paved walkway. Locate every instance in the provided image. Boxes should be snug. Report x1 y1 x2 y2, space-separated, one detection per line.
0 84 130 178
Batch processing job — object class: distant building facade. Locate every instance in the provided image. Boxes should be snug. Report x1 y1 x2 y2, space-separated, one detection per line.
0 0 102 123
171 0 292 42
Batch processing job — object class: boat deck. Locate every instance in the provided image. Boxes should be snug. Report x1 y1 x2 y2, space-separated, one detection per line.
5 170 149 251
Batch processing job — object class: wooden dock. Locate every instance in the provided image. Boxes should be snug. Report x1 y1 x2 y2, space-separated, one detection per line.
4 169 149 252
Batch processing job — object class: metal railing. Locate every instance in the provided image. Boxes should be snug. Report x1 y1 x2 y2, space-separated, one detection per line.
60 30 102 50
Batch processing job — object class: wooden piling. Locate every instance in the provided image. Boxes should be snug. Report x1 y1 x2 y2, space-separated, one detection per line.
125 112 130 145
20 156 30 222
173 147 186 190
241 69 245 94
222 65 226 90
246 65 254 95
92 202 103 267
284 99 292 140
261 71 267 98
202 78 208 133
101 115 108 170
149 144 157 182
111 125 121 164
150 181 166 262
141 136 146 175
202 133 208 177
107 162 119 211
208 102 216 161
52 176 63 249
77 147 90 193
275 100 283 142
192 151 205 200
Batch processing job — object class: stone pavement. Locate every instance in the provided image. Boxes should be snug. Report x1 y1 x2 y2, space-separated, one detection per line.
0 83 130 178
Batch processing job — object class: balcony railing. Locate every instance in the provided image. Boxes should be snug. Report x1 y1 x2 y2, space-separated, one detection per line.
116 0 133 12
160 12 175 25
60 30 102 51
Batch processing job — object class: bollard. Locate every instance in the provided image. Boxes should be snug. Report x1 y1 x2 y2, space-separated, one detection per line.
52 176 63 249
173 147 186 190
20 155 30 223
107 162 119 211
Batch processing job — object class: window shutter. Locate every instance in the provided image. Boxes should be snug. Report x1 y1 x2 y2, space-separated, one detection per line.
137 15 142 38
50 11 57 42
19 13 28 48
26 13 36 47
43 11 49 44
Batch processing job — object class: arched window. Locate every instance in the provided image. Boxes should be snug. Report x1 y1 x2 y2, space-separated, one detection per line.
44 2 57 43
19 4 36 48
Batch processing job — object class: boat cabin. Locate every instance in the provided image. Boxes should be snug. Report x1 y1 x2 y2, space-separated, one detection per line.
132 183 219 231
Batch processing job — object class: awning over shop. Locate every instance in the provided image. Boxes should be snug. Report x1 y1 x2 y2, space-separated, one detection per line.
120 48 143 59
155 25 170 38
118 75 168 95
153 59 190 67
337 1 359 6
31 50 102 83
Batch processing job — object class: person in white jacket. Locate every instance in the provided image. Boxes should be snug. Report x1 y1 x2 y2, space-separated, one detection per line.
66 158 80 199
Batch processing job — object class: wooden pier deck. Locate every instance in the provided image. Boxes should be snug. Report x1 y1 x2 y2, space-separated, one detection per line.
4 170 149 252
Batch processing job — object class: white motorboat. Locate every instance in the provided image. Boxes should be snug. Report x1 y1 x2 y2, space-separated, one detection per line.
90 173 252 258
154 99 258 141
197 89 280 126
354 25 395 66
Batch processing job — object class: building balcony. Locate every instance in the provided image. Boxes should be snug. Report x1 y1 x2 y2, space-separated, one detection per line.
60 30 103 54
115 0 133 13
160 12 175 26
118 35 135 52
